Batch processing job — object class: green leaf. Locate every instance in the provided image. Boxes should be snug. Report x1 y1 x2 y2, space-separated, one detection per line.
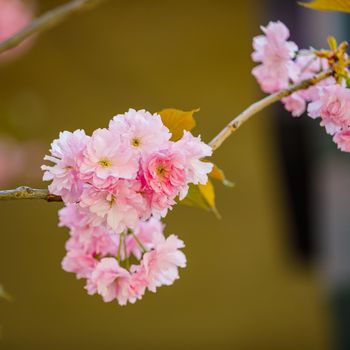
209 164 234 187
299 0 350 13
158 108 198 141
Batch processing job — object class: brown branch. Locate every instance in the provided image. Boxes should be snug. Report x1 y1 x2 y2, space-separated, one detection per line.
0 0 107 54
0 187 62 202
0 70 333 201
209 69 333 151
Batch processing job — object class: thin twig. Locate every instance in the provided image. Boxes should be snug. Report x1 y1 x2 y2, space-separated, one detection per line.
0 0 106 54
0 187 61 202
209 69 333 151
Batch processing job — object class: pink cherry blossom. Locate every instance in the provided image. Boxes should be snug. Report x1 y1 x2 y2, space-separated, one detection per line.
109 109 171 156
86 258 145 305
0 0 35 63
61 249 97 279
252 21 298 93
141 234 186 292
282 92 307 117
143 150 187 197
173 131 213 189
79 182 146 233
80 128 138 186
333 129 350 152
42 130 89 202
308 85 350 135
43 108 211 305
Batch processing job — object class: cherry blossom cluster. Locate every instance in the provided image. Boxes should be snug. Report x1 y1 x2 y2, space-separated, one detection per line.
252 21 350 152
42 108 212 304
60 205 186 305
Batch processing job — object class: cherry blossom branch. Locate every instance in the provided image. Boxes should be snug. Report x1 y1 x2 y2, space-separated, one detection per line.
209 69 333 151
0 187 61 202
0 0 106 54
0 69 332 202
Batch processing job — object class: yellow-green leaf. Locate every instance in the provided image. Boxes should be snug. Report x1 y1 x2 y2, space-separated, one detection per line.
299 0 350 13
158 108 198 141
181 184 211 211
181 180 221 218
209 164 234 187
198 180 221 219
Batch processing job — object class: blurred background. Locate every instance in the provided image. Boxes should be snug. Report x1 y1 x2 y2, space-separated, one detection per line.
0 0 348 349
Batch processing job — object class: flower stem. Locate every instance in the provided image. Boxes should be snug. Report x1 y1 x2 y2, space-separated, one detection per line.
131 231 147 253
116 233 124 263
123 235 130 270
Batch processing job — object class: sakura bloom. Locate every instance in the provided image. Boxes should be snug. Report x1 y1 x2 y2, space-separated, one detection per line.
42 108 212 305
252 21 350 152
15 18 350 308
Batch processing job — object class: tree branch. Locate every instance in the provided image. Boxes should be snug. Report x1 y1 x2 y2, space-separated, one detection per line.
0 187 62 202
0 0 107 54
209 69 333 151
0 69 333 202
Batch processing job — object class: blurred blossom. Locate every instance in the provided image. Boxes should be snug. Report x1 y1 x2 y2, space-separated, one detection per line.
0 0 36 63
0 137 44 187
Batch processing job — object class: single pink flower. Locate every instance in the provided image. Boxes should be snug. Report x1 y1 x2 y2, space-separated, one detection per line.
109 109 171 156
61 249 97 279
252 21 298 93
141 234 186 292
80 128 138 186
42 130 89 202
308 85 350 135
87 258 145 305
143 150 187 197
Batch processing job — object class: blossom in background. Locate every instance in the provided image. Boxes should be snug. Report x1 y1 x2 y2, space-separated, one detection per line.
252 21 298 93
333 130 350 152
0 137 44 187
252 21 350 153
308 85 350 135
0 138 24 186
0 0 36 62
44 108 208 305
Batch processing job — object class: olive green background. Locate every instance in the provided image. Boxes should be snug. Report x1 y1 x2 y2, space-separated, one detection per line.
0 1 331 349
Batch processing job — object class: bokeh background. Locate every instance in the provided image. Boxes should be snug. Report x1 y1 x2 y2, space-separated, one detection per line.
0 0 348 349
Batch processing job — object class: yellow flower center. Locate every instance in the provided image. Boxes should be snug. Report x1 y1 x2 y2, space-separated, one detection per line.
156 165 167 177
131 137 141 147
98 159 112 168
